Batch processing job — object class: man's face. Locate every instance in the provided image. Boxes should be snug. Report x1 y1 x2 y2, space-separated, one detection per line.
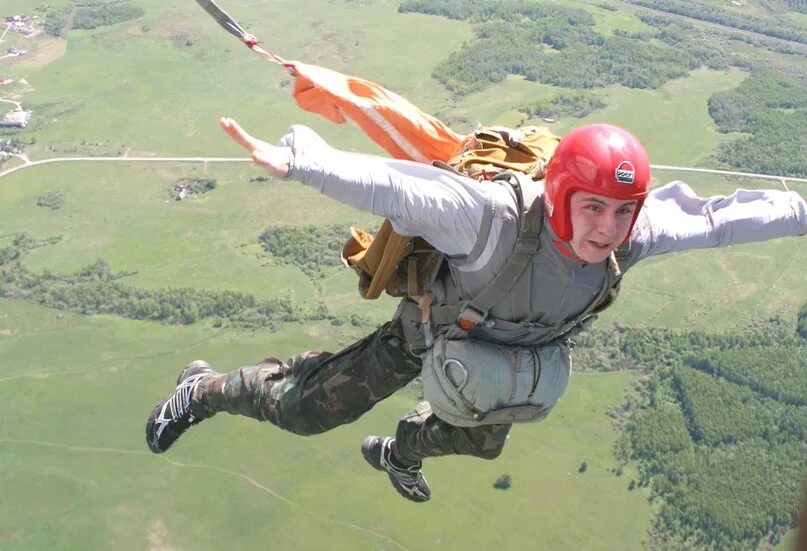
568 191 638 263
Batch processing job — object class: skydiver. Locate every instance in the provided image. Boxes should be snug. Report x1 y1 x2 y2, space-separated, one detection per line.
145 117 807 502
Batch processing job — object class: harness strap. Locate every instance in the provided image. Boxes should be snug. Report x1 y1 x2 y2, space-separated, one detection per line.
401 251 623 342
482 252 623 342
457 172 543 329
510 253 534 322
560 251 622 338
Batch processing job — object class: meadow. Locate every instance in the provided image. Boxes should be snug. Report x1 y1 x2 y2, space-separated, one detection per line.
2 0 807 548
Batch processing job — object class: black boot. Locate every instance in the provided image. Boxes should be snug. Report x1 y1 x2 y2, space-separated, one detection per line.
145 360 217 453
361 436 431 502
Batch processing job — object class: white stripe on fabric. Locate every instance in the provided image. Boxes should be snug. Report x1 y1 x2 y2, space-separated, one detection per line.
355 102 430 163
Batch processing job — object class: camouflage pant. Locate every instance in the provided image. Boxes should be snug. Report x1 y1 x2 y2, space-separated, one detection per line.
192 317 511 462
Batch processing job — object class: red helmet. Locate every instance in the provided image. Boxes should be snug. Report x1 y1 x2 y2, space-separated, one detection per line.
544 123 651 242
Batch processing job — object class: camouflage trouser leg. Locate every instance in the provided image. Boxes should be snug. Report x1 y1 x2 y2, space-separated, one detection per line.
192 304 512 461
192 318 422 436
394 401 513 463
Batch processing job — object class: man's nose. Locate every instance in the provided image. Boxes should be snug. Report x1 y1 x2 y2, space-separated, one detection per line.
597 212 618 237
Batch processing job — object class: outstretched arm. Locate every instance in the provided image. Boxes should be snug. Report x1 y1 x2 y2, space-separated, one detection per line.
627 181 807 264
219 118 518 259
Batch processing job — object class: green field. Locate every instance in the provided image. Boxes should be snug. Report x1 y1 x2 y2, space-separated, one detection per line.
2 0 807 548
0 298 650 550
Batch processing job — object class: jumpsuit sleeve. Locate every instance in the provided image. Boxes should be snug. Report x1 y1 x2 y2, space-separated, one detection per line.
280 125 516 258
628 181 807 263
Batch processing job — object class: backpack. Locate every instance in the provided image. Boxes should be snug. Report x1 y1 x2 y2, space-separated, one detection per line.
341 125 562 303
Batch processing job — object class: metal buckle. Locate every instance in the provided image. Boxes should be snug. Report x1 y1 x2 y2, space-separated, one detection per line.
456 306 485 330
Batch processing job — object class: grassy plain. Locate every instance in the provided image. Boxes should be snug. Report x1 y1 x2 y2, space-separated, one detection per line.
0 298 650 550
2 0 807 549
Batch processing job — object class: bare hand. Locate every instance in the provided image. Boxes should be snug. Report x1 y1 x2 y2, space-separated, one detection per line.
219 117 292 178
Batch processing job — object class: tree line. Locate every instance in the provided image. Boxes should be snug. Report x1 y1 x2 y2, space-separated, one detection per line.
72 3 144 30
518 92 606 121
259 224 362 278
44 2 144 36
630 0 807 44
0 234 332 330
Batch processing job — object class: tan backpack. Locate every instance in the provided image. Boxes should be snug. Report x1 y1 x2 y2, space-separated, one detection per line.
341 125 562 305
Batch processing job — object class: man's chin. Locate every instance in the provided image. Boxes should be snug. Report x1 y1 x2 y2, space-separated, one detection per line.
577 247 613 264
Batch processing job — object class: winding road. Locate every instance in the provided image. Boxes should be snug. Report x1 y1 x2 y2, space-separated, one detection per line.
0 97 22 110
0 154 251 180
1 154 805 188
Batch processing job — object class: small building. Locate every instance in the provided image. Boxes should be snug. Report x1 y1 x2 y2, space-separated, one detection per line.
9 21 36 35
0 138 23 153
0 108 32 128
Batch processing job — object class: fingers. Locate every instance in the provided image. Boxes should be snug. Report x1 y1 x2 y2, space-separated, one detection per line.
219 117 258 152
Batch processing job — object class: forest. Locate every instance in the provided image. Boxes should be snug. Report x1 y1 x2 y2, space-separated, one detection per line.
72 3 144 31
399 1 736 95
576 312 807 549
708 71 807 178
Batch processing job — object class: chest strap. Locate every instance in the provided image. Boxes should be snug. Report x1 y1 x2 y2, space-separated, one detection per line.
456 172 543 330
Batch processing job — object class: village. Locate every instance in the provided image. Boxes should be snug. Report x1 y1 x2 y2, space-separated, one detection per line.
1 14 37 59
0 13 38 130
4 14 40 39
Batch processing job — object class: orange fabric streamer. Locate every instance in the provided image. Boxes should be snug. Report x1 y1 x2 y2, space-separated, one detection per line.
197 0 462 162
287 61 464 163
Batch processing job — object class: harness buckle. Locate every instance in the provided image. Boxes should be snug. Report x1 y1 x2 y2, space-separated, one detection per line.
514 237 540 253
456 306 486 330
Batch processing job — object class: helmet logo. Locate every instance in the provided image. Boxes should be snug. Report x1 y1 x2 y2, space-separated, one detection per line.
615 161 635 184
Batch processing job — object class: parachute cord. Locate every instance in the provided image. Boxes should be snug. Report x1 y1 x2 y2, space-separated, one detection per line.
195 0 297 74
245 39 296 73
